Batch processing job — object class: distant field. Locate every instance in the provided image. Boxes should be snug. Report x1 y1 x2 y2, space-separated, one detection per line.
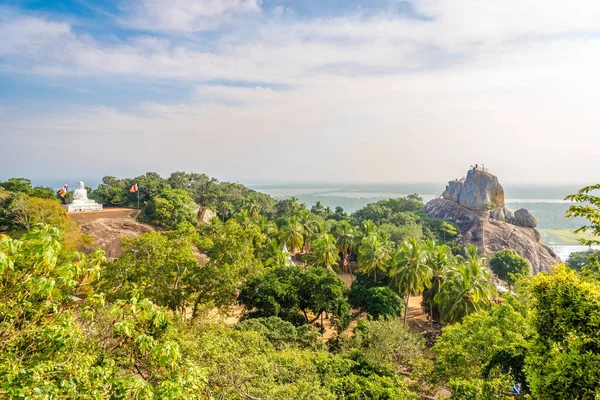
539 229 596 246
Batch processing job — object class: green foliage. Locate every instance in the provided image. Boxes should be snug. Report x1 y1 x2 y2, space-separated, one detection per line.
423 218 460 242
482 346 528 393
143 187 197 229
193 218 265 316
349 319 429 378
525 265 600 399
421 241 454 322
333 220 356 272
0 226 206 399
236 317 323 350
352 195 424 225
566 249 598 271
91 175 131 206
329 372 418 400
102 224 199 313
432 302 528 382
389 238 432 323
490 249 530 285
565 184 600 246
239 266 350 330
435 245 496 323
357 231 393 281
365 286 404 319
349 272 400 319
447 378 511 400
309 232 339 271
0 177 34 193
91 171 275 218
380 222 423 244
279 215 305 253
0 193 68 231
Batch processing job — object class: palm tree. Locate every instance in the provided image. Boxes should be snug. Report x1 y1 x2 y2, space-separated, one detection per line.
257 215 277 237
299 210 321 252
360 220 377 237
218 201 232 221
310 233 339 272
280 216 304 254
333 220 356 274
357 232 392 282
389 238 432 324
233 209 253 228
423 240 453 329
264 239 292 268
311 201 326 217
435 245 496 323
247 200 261 220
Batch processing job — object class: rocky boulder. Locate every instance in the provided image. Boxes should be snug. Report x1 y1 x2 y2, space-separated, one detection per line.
514 209 537 228
423 198 560 274
490 208 505 222
197 207 217 224
442 179 465 202
424 167 560 274
458 169 505 211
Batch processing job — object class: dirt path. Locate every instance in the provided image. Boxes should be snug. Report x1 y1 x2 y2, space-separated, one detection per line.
69 207 140 224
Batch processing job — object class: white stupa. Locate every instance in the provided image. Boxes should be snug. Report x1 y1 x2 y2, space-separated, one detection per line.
64 181 102 212
281 244 294 267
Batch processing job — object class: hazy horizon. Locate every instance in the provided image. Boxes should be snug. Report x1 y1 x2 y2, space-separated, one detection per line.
2 1 600 184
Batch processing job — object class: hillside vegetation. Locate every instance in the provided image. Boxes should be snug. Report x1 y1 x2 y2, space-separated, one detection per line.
1 174 599 399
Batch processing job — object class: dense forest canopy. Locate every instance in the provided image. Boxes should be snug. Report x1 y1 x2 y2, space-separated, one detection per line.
0 173 599 399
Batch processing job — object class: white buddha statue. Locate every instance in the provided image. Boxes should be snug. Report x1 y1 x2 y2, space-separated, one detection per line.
72 181 88 202
65 180 102 212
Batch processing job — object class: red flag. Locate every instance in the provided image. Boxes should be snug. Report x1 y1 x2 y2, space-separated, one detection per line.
129 183 139 193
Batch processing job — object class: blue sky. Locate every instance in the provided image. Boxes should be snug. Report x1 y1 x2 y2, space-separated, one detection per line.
1 0 600 184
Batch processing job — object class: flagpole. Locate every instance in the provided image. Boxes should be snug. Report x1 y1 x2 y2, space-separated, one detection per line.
137 187 140 209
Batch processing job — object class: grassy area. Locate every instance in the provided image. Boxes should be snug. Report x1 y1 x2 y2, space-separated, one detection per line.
539 229 597 245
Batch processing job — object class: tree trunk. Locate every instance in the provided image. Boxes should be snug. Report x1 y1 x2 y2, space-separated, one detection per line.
403 293 410 324
430 298 433 331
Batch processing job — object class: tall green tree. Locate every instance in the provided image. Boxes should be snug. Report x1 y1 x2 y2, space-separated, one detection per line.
143 188 197 229
102 223 199 313
489 249 530 286
389 239 432 324
357 232 392 282
525 266 600 399
334 220 356 273
435 246 496 323
422 241 454 328
280 216 305 254
310 232 339 272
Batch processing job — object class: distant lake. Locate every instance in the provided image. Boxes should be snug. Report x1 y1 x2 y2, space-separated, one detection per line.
550 245 600 261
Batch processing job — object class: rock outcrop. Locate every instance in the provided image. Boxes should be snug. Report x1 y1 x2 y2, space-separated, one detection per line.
427 168 561 274
80 217 155 259
197 207 217 224
514 209 537 228
443 169 505 211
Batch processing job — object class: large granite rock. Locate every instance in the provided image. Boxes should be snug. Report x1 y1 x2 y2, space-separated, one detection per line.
197 207 217 224
458 169 505 211
76 211 209 264
79 217 155 258
442 179 465 202
514 209 537 228
423 198 560 274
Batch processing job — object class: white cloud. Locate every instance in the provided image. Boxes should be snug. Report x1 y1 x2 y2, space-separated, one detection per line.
1 2 600 183
118 0 262 32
